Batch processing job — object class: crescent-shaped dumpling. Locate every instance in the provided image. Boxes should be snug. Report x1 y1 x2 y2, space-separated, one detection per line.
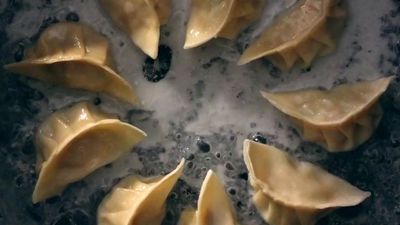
238 0 346 70
184 0 265 49
97 159 185 225
33 102 146 203
100 0 171 59
178 170 238 225
261 77 392 152
5 22 138 105
243 140 370 225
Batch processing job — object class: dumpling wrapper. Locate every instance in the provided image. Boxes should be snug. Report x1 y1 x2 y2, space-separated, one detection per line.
100 0 171 59
184 0 265 49
97 159 185 225
243 140 371 225
153 0 172 25
33 102 146 203
261 77 392 152
238 0 346 71
4 22 138 105
179 170 238 225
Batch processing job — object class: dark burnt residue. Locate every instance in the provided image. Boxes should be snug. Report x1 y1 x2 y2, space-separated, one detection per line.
380 3 400 75
261 59 282 78
343 40 363 68
202 56 228 74
142 45 172 82
65 12 80 22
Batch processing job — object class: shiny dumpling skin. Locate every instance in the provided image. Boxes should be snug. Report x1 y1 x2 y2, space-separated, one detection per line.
262 77 392 152
243 140 371 225
100 0 171 59
33 102 147 203
4 22 138 105
97 159 185 225
238 0 346 71
178 170 238 225
184 0 265 49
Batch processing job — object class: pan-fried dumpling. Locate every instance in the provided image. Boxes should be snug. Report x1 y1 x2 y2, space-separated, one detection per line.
238 0 346 70
33 102 146 203
5 22 138 105
243 140 370 225
100 0 171 59
184 0 266 49
262 77 392 152
98 159 185 225
178 170 238 225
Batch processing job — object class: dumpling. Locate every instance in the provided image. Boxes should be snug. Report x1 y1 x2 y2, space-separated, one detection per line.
261 77 392 152
153 0 172 25
97 159 185 225
179 170 238 225
33 102 146 203
184 0 266 49
100 0 171 59
4 22 138 105
243 139 371 225
238 0 346 70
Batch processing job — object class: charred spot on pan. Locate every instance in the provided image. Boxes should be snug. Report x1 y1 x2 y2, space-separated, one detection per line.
261 59 281 78
228 188 236 195
225 162 234 170
13 43 25 62
202 57 227 69
342 40 363 69
333 77 348 86
301 67 312 73
65 12 80 22
196 137 211 153
93 97 102 106
14 175 24 187
248 132 267 144
142 45 172 82
186 153 195 160
238 172 248 181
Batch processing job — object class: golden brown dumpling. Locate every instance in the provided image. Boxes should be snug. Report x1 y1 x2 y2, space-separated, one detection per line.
4 22 138 105
244 140 370 225
238 0 346 71
100 0 171 59
178 170 238 225
97 159 184 225
262 77 392 152
33 102 146 203
184 0 266 49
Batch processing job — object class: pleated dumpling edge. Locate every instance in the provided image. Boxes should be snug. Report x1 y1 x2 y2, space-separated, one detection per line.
261 76 393 152
184 0 266 49
243 139 370 225
97 159 185 225
238 0 346 70
4 22 139 105
100 0 171 59
33 102 147 203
